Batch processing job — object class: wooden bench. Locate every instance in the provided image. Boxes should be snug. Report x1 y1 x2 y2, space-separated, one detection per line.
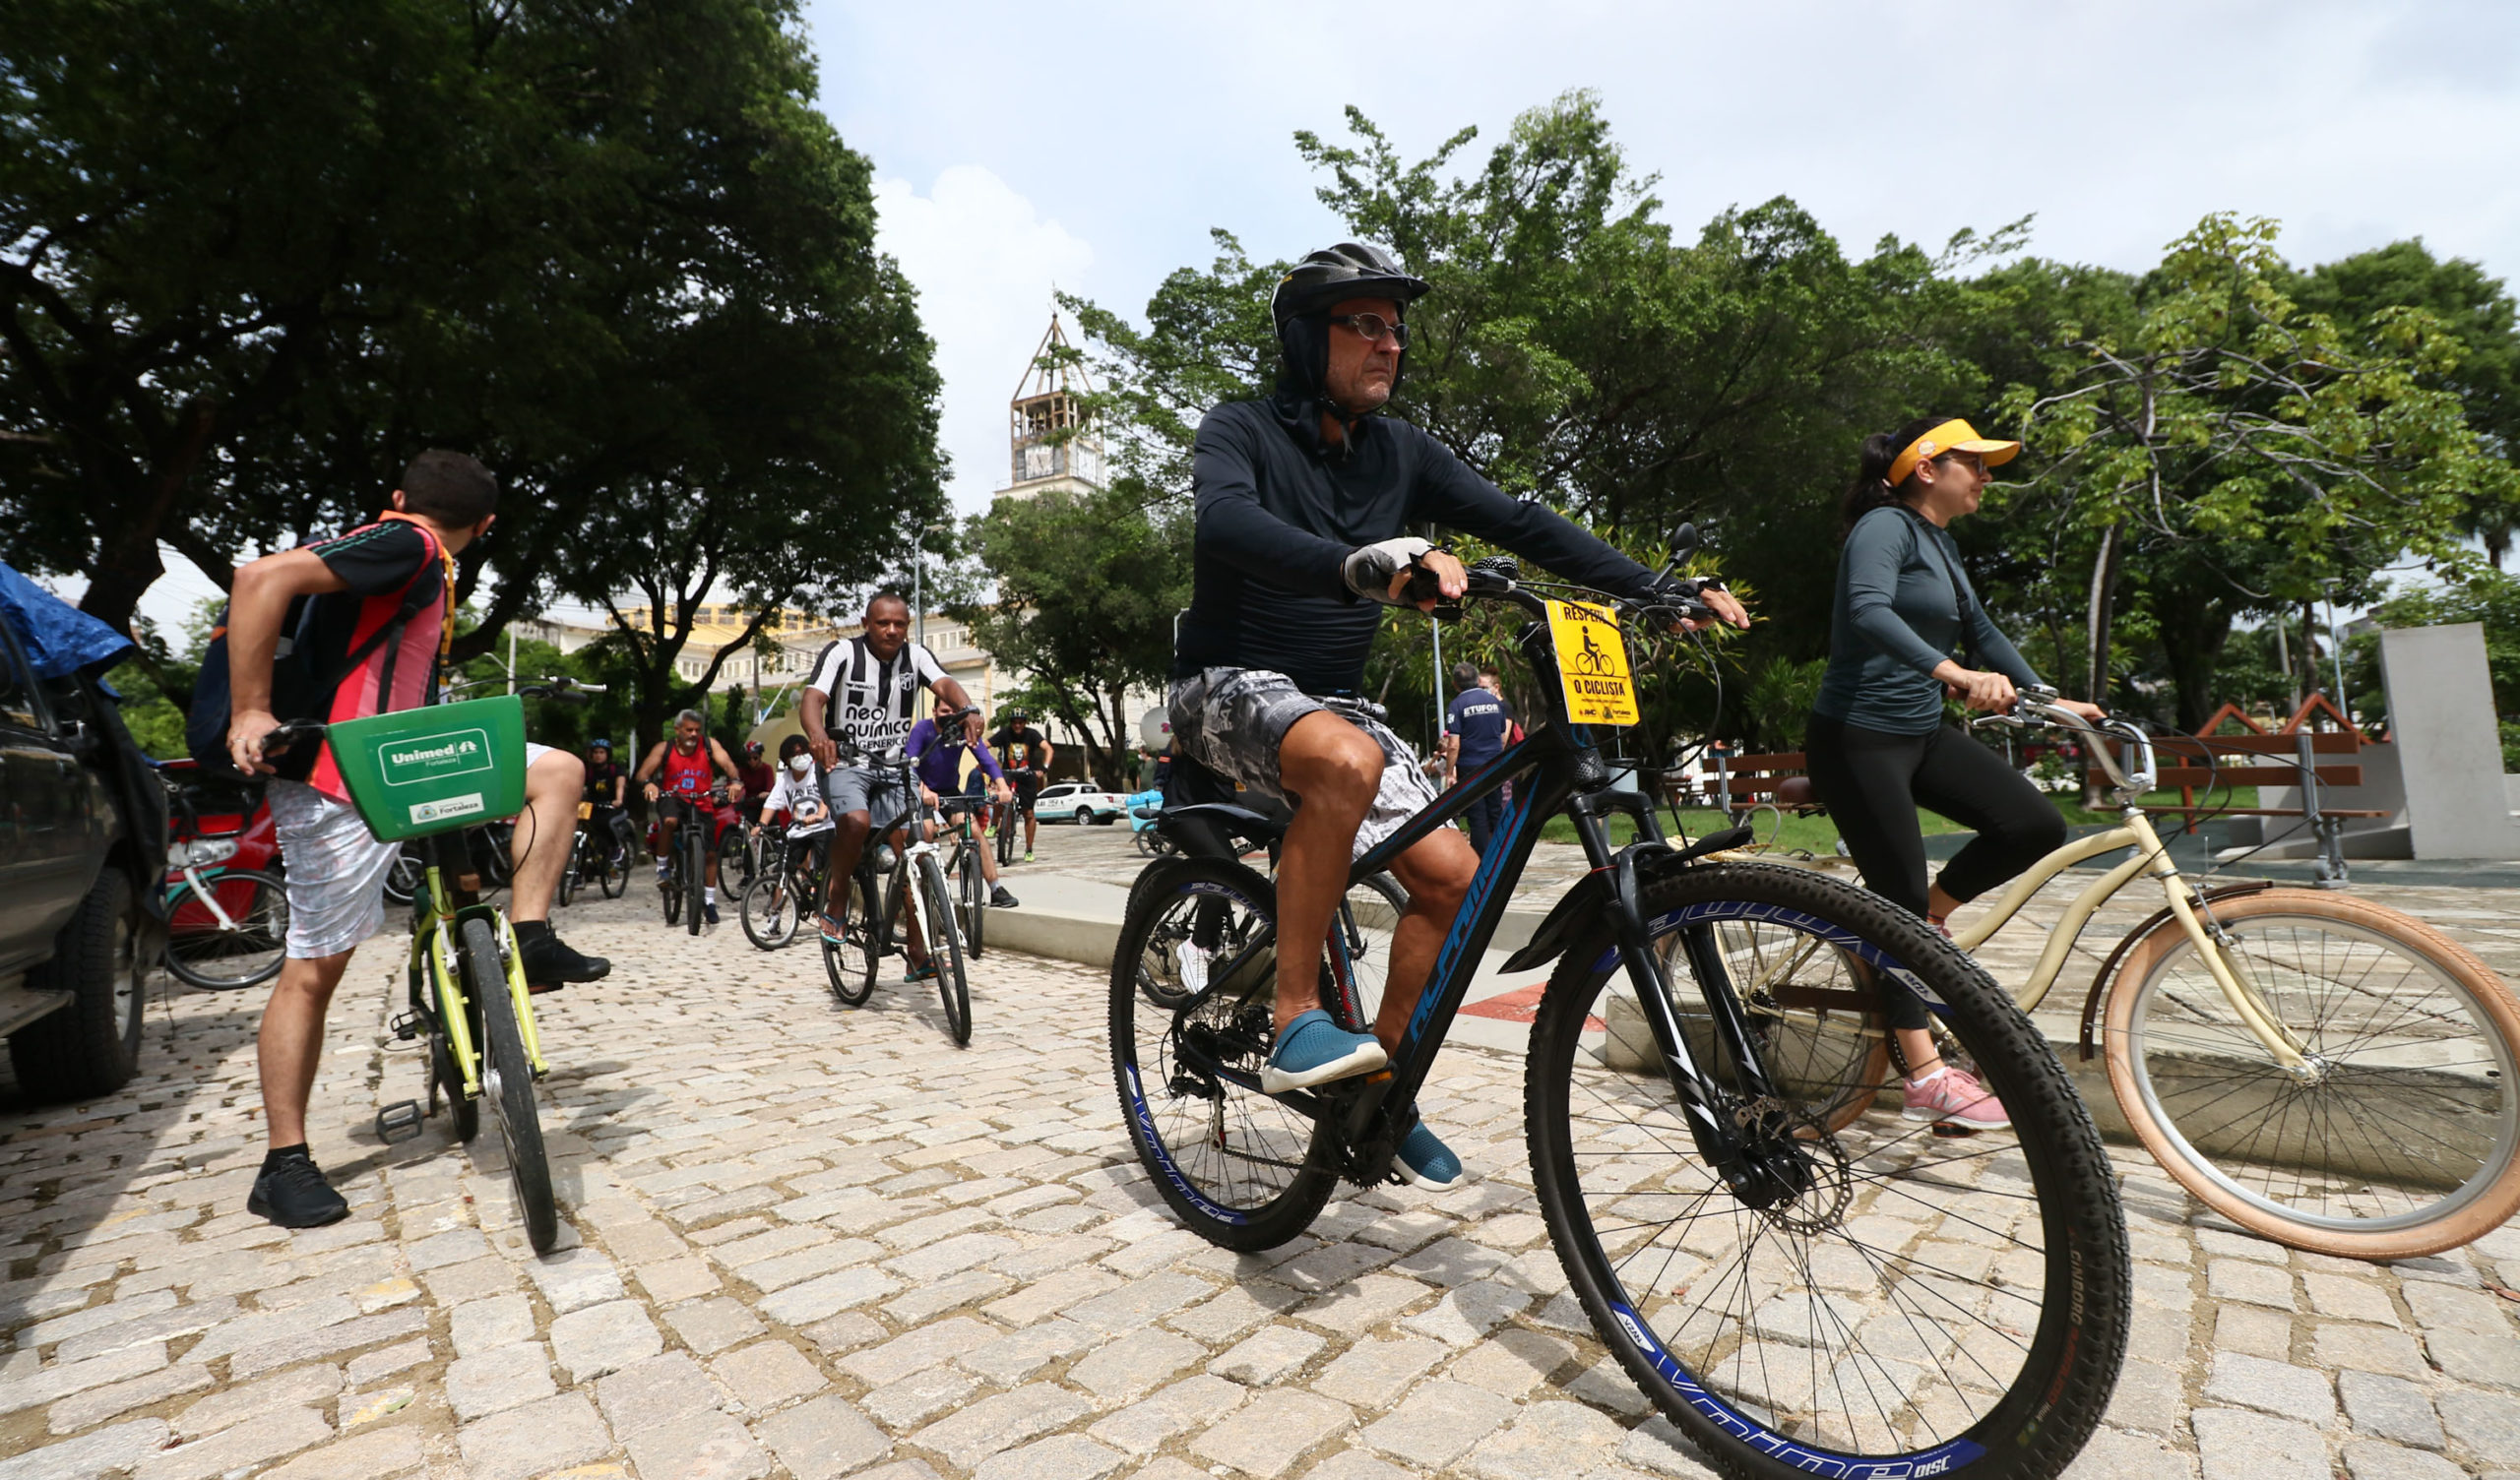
1698 750 1823 821
2141 699 2390 887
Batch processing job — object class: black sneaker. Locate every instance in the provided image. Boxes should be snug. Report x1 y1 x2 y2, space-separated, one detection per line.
990 886 1020 908
704 901 721 926
521 930 611 995
248 1151 349 1228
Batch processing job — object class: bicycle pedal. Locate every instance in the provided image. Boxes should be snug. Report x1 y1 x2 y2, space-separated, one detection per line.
374 1100 425 1143
388 1011 424 1042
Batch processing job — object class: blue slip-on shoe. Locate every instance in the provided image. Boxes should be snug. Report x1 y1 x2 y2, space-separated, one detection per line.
1395 1120 1467 1190
1260 1009 1388 1094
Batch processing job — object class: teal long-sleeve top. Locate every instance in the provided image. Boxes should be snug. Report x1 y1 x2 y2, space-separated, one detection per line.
1812 505 2042 735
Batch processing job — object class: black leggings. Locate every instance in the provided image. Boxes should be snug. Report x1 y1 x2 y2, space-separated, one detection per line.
1803 713 2065 1029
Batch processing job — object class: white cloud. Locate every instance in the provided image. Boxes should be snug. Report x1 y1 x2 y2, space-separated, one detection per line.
873 165 1095 514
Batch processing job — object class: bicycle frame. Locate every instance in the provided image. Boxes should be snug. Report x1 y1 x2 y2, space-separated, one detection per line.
1955 707 2308 1070
406 830 547 1096
1181 576 1796 1196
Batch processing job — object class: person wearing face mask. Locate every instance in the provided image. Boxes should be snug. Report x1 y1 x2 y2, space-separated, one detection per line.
1806 416 2108 1133
759 734 836 877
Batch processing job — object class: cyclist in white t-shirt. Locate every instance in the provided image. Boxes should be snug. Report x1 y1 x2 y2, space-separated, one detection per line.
798 591 983 960
758 733 837 876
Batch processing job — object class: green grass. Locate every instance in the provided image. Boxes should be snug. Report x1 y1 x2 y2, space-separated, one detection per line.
1536 788 2259 856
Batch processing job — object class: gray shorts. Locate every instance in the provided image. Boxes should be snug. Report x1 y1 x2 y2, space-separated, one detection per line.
271 741 557 960
1167 667 1444 861
824 765 915 835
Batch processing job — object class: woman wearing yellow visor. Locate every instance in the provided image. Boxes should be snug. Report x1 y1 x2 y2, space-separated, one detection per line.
1805 416 2107 1132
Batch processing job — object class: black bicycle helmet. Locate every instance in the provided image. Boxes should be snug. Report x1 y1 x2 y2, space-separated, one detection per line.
1272 241 1430 408
1005 709 1029 723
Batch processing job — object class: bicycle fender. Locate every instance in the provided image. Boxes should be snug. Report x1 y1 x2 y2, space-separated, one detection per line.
1496 826 1752 974
2074 879 2275 1060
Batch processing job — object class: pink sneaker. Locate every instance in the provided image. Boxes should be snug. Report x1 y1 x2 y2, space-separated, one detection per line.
1903 1068 2010 1132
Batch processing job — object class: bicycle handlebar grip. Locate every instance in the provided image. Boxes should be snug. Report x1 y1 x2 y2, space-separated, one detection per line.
1398 563 1445 605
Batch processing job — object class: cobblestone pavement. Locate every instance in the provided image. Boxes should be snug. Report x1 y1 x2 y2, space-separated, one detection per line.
4 845 2519 1480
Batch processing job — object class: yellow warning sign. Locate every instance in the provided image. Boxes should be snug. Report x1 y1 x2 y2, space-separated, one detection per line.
1544 600 1640 726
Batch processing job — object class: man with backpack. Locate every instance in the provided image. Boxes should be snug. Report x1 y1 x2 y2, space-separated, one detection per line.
213 450 609 1228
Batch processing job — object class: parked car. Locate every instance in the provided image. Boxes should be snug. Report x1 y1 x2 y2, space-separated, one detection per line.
1034 781 1129 825
0 564 167 1103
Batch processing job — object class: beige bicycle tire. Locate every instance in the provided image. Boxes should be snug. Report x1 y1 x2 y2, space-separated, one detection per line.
2105 888 2520 1260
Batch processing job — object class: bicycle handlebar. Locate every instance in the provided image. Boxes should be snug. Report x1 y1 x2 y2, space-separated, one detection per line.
1970 686 2157 796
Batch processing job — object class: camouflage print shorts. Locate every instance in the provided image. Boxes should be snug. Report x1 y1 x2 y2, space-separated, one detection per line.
1166 667 1446 861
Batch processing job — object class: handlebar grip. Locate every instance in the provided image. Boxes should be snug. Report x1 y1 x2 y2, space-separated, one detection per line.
1398 564 1445 605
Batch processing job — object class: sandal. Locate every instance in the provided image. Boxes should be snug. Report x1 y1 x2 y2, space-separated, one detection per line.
816 910 847 946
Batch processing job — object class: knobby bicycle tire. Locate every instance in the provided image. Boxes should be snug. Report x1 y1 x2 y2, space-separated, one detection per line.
2106 888 2520 1259
1526 860 2127 1480
598 843 627 899
464 918 557 1254
961 843 987 960
1109 855 1338 1252
826 872 879 1006
163 868 289 990
921 854 972 1045
684 827 706 937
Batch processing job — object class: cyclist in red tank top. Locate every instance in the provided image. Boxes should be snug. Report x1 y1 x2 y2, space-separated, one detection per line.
635 709 746 924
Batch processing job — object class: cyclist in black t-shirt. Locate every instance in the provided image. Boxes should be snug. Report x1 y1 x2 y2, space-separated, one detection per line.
986 709 1054 863
584 739 632 864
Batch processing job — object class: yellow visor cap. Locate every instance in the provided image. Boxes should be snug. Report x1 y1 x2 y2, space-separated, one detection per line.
1886 419 2021 489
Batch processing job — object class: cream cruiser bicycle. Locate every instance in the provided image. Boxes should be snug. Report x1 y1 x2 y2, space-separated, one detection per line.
1744 687 2520 1260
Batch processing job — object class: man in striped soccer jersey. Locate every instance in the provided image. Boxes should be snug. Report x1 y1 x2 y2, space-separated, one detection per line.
798 591 981 974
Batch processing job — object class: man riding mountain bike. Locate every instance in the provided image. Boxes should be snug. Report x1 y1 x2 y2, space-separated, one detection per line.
636 710 746 925
800 591 983 969
1167 241 1746 1189
986 709 1053 862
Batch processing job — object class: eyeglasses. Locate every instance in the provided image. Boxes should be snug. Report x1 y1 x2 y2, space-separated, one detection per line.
1326 313 1410 349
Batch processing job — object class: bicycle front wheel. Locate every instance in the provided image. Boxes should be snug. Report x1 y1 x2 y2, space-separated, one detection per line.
1109 856 1337 1252
1528 860 2127 1480
662 856 682 926
2108 888 2520 1259
920 856 972 1045
464 918 556 1254
598 843 626 899
684 832 705 936
826 874 878 1007
960 846 987 960
741 870 800 951
163 869 289 989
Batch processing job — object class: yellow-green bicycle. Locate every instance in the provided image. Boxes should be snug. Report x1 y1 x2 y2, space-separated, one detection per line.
270 683 579 1253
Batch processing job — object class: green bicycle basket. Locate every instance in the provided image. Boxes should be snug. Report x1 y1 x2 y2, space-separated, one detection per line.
328 695 529 841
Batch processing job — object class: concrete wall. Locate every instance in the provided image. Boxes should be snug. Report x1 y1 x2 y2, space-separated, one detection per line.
2379 622 2520 859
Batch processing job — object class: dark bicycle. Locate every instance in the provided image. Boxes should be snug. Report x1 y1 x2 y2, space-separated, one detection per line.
820 721 974 1045
738 821 827 951
558 801 628 907
1112 550 2128 1480
653 780 731 935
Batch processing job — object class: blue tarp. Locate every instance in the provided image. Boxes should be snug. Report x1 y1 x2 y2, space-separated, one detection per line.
0 562 133 679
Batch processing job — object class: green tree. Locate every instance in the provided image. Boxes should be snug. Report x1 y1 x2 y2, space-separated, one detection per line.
1 0 939 683
1997 214 2506 729
946 485 1191 784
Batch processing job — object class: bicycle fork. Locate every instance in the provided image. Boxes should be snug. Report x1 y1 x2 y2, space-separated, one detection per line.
1594 855 1815 1211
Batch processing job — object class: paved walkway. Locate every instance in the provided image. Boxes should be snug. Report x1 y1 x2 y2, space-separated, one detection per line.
2 832 2517 1479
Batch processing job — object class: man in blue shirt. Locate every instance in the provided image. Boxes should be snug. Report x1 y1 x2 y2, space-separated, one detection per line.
907 694 1020 910
1441 663 1514 854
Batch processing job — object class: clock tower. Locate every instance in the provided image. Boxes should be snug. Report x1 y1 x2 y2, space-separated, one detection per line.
1003 314 1105 500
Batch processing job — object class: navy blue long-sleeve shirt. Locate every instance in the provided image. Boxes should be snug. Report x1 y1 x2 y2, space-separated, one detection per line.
1175 393 1659 695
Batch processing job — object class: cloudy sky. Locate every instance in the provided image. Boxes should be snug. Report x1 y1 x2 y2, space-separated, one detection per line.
805 0 2520 515
100 0 2520 632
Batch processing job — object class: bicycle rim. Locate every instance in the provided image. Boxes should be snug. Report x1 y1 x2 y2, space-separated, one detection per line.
163 870 289 989
2109 890 2520 1258
922 858 971 1045
1109 857 1336 1251
1528 862 2126 1479
464 917 556 1254
742 873 799 951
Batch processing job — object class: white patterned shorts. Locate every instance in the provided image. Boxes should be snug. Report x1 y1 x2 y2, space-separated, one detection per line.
270 743 555 959
1167 667 1444 861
